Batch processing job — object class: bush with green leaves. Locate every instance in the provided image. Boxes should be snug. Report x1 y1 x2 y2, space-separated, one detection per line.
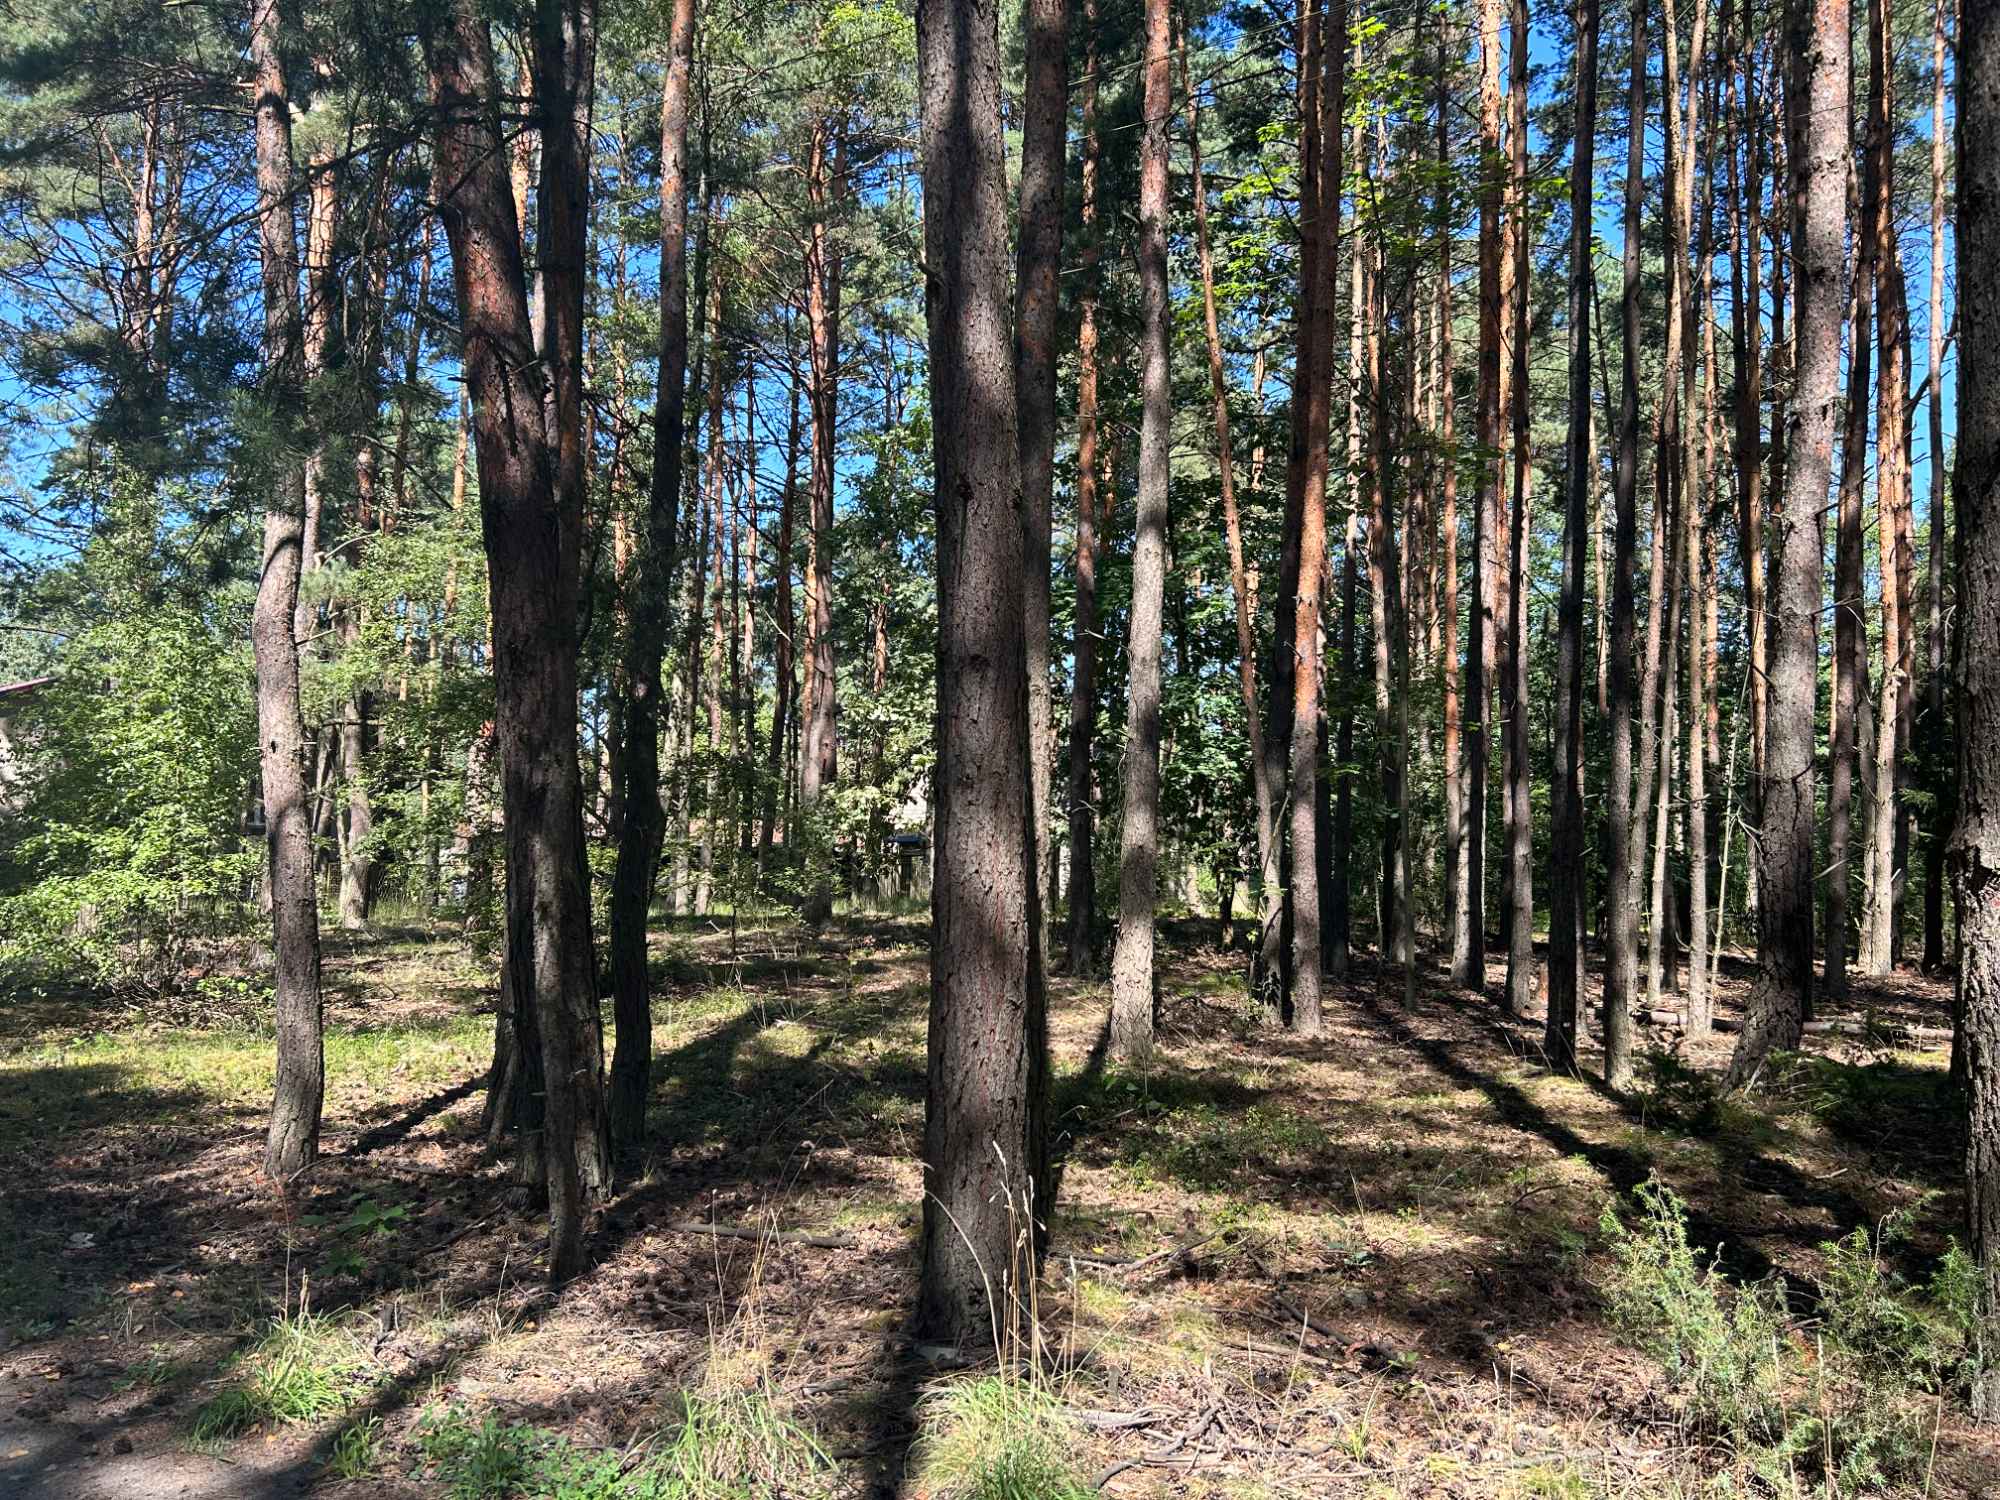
1 602 259 995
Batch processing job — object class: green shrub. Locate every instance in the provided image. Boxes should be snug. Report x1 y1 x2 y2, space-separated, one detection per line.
1601 1180 1964 1493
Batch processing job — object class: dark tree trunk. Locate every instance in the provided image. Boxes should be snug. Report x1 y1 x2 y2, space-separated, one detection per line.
249 0 324 1184
914 0 1049 1348
1729 0 1840 1088
421 0 609 1279
1109 0 1175 1061
609 0 696 1150
1548 0 1598 1071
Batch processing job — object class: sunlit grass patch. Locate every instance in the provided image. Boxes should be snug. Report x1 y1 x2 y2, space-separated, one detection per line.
913 1374 1093 1500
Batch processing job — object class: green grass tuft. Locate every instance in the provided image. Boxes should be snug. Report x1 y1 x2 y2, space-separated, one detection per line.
912 1376 1094 1500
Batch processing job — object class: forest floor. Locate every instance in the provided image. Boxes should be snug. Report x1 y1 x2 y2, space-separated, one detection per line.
0 912 1995 1499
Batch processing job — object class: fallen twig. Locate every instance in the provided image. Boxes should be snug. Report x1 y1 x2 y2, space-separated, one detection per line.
1094 1402 1220 1490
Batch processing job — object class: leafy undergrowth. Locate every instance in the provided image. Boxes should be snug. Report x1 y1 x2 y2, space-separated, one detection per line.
1 915 1996 1497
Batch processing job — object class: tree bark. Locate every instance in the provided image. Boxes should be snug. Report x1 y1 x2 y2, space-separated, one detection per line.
1501 0 1533 1017
1186 44 1277 966
1604 0 1646 1088
1065 6 1106 975
913 0 1049 1347
1956 0 2000 1417
1439 8 1471 989
1924 0 1952 972
422 0 610 1278
1729 0 1839 1088
800 122 842 924
1015 0 1068 973
604 0 692 1152
1548 0 1598 1070
761 357 803 870
249 0 323 1184
1285 0 1345 1035
1466 0 1502 998
1109 0 1175 1061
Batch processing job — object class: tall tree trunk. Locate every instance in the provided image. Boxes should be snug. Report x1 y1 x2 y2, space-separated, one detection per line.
1065 7 1105 974
1262 0 1324 1012
250 0 323 1183
1015 0 1067 970
421 0 610 1278
1501 0 1534 1017
800 122 842 924
1439 8 1470 987
1830 23 1879 999
1109 0 1175 1060
1729 0 1839 1088
604 0 692 1152
760 356 802 870
1187 44 1277 957
1466 0 1502 998
1367 235 1407 972
1604 0 1646 1087
1955 0 2000 1417
1548 0 1598 1070
1285 0 1345 1034
1863 0 1911 974
1923 0 1952 972
913 0 1048 1347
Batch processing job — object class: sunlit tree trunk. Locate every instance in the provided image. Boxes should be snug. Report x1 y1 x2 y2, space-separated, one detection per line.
1924 0 1953 972
1066 8 1106 975
249 0 323 1183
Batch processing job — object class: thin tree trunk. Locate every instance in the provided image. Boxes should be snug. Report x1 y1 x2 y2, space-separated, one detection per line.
1501 0 1534 1017
1285 0 1345 1034
1186 44 1277 954
1864 0 1911 973
1015 0 1068 970
250 0 323 1183
1729 0 1839 1088
1439 8 1470 987
1109 0 1175 1060
1604 0 1646 1087
913 0 1048 1347
1924 0 1952 972
1548 0 1598 1069
1467 0 1502 998
800 122 842 924
1066 6 1105 975
1830 23 1879 998
760 356 803 870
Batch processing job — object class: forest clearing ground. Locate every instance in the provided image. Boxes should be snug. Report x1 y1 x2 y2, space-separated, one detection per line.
0 916 1995 1498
